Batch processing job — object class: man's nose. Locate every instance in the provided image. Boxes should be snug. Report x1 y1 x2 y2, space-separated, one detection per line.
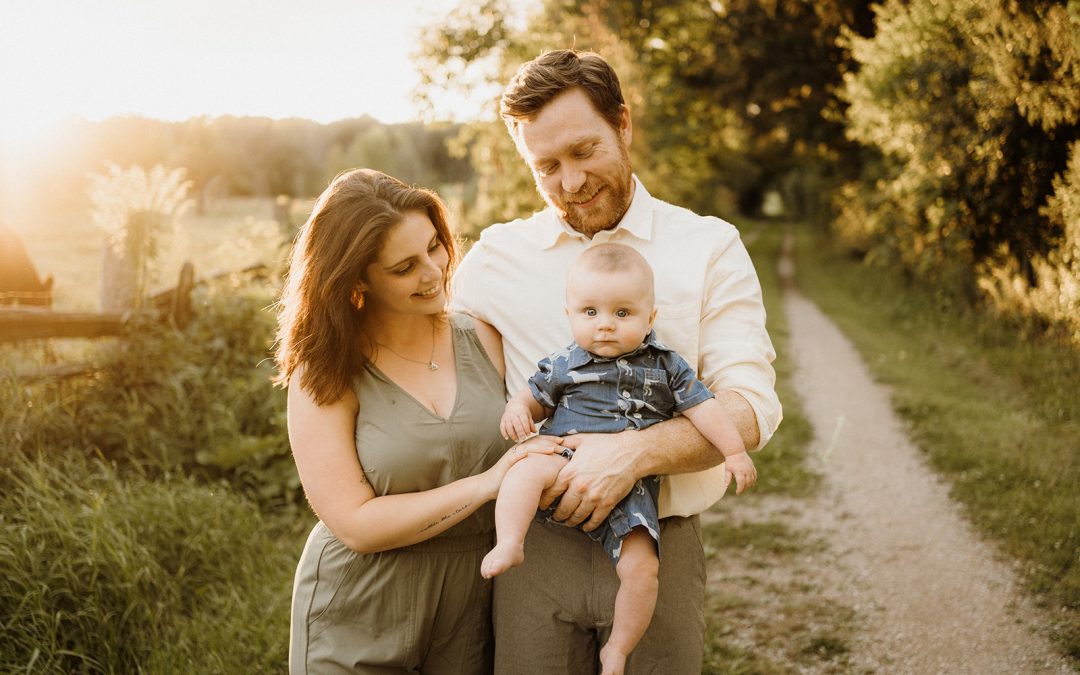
561 163 586 194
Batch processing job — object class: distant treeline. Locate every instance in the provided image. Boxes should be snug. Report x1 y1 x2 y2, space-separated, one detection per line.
33 114 474 211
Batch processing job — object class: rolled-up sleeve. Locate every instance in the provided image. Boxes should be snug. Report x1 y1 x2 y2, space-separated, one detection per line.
697 234 782 451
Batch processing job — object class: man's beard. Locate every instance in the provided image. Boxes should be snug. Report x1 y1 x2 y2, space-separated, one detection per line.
546 157 633 236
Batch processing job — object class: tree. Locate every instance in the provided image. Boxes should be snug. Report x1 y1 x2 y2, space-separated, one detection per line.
416 0 873 223
839 0 1079 296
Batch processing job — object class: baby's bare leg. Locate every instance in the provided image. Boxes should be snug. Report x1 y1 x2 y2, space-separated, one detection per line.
599 529 659 675
480 453 568 579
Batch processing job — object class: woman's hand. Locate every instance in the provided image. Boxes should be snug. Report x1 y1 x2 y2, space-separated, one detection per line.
479 435 564 500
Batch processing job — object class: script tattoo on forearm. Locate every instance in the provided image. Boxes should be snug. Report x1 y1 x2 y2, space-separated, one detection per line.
418 503 470 534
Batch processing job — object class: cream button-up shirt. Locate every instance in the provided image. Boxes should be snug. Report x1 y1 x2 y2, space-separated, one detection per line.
451 176 782 517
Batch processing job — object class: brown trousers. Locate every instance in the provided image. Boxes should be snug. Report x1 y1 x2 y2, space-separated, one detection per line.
492 515 705 674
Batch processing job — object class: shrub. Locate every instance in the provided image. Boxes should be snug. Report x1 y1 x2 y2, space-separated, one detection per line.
1 281 302 513
0 454 298 673
838 0 1079 297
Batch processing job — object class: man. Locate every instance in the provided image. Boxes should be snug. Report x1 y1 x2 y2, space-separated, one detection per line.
452 49 781 673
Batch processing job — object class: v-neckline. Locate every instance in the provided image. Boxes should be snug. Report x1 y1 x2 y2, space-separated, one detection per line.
367 325 461 421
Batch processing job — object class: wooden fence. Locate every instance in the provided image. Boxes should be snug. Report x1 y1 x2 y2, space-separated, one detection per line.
1 262 267 382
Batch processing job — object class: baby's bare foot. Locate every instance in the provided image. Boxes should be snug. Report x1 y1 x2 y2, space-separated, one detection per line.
480 542 524 578
599 643 627 675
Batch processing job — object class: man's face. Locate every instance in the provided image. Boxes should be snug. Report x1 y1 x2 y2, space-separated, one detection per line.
514 88 635 237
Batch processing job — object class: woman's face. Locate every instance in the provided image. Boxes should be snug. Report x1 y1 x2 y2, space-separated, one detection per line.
359 210 449 317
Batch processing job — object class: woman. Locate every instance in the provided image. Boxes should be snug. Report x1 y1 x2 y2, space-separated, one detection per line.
274 169 555 673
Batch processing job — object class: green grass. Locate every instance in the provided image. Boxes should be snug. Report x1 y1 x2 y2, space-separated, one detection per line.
793 224 1080 659
739 222 818 499
0 453 304 673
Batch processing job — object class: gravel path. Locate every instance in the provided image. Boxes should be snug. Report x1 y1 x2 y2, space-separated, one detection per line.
779 233 1071 673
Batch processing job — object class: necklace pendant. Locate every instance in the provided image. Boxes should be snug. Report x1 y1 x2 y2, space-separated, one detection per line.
429 362 439 371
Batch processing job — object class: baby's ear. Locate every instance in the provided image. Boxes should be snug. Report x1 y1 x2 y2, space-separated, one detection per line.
649 306 658 326
564 306 570 317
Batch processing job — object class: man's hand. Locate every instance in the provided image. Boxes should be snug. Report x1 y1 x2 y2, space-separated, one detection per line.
539 431 640 531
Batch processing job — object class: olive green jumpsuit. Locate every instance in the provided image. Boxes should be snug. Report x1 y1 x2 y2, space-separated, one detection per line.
289 315 511 674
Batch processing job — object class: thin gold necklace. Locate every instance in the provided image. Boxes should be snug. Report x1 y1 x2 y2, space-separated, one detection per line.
376 319 439 371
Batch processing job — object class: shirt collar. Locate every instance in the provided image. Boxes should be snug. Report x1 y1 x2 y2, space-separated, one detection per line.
537 175 654 250
566 329 665 369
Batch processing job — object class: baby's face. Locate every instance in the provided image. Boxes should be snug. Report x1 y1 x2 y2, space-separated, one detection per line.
565 267 656 358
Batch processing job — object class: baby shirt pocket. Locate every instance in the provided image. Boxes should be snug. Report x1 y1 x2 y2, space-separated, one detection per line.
641 367 675 413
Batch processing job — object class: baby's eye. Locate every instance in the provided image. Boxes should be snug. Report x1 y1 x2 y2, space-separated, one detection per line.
615 309 629 318
585 308 597 317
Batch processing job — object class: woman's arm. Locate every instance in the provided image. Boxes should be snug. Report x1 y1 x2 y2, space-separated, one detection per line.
287 367 546 554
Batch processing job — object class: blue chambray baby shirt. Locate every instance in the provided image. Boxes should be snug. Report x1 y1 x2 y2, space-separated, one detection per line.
528 330 715 437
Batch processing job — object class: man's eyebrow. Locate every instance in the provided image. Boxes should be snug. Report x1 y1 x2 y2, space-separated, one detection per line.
536 136 602 163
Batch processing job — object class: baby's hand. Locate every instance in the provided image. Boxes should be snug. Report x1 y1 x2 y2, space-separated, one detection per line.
724 451 757 495
500 401 536 441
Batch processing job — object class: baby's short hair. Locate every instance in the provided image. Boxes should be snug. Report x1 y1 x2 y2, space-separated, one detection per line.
572 243 654 284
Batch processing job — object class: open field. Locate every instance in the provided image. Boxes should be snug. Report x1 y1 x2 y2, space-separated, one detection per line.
12 196 307 312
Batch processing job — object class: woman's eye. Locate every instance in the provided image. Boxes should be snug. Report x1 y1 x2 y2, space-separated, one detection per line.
428 240 440 252
395 264 413 275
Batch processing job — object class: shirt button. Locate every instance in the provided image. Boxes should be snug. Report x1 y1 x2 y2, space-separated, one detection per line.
622 390 630 398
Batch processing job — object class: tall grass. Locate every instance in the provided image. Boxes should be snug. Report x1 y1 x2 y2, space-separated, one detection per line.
1 283 301 513
794 224 1080 659
0 453 297 673
0 277 311 671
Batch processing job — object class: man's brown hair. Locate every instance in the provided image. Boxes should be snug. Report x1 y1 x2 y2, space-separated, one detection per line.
500 49 625 135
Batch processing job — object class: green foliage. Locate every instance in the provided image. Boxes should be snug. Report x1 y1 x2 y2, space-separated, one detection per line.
979 139 1080 346
838 0 1080 296
417 0 872 222
1 283 302 513
795 225 1080 659
0 453 297 673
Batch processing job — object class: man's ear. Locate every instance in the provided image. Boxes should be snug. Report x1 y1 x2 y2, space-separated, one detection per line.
618 105 633 147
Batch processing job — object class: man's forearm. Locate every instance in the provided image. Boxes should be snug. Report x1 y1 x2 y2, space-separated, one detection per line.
630 390 759 477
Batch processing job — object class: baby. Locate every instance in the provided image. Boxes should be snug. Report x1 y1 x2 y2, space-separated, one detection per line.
483 243 756 675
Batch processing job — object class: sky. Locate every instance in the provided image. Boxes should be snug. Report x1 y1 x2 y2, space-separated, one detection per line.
0 0 497 146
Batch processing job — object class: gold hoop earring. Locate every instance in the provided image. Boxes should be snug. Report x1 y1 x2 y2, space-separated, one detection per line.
351 288 365 310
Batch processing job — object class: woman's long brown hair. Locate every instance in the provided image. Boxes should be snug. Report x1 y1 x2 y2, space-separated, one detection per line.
272 169 458 406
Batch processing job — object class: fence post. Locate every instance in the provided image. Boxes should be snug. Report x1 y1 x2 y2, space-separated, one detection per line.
171 261 195 329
